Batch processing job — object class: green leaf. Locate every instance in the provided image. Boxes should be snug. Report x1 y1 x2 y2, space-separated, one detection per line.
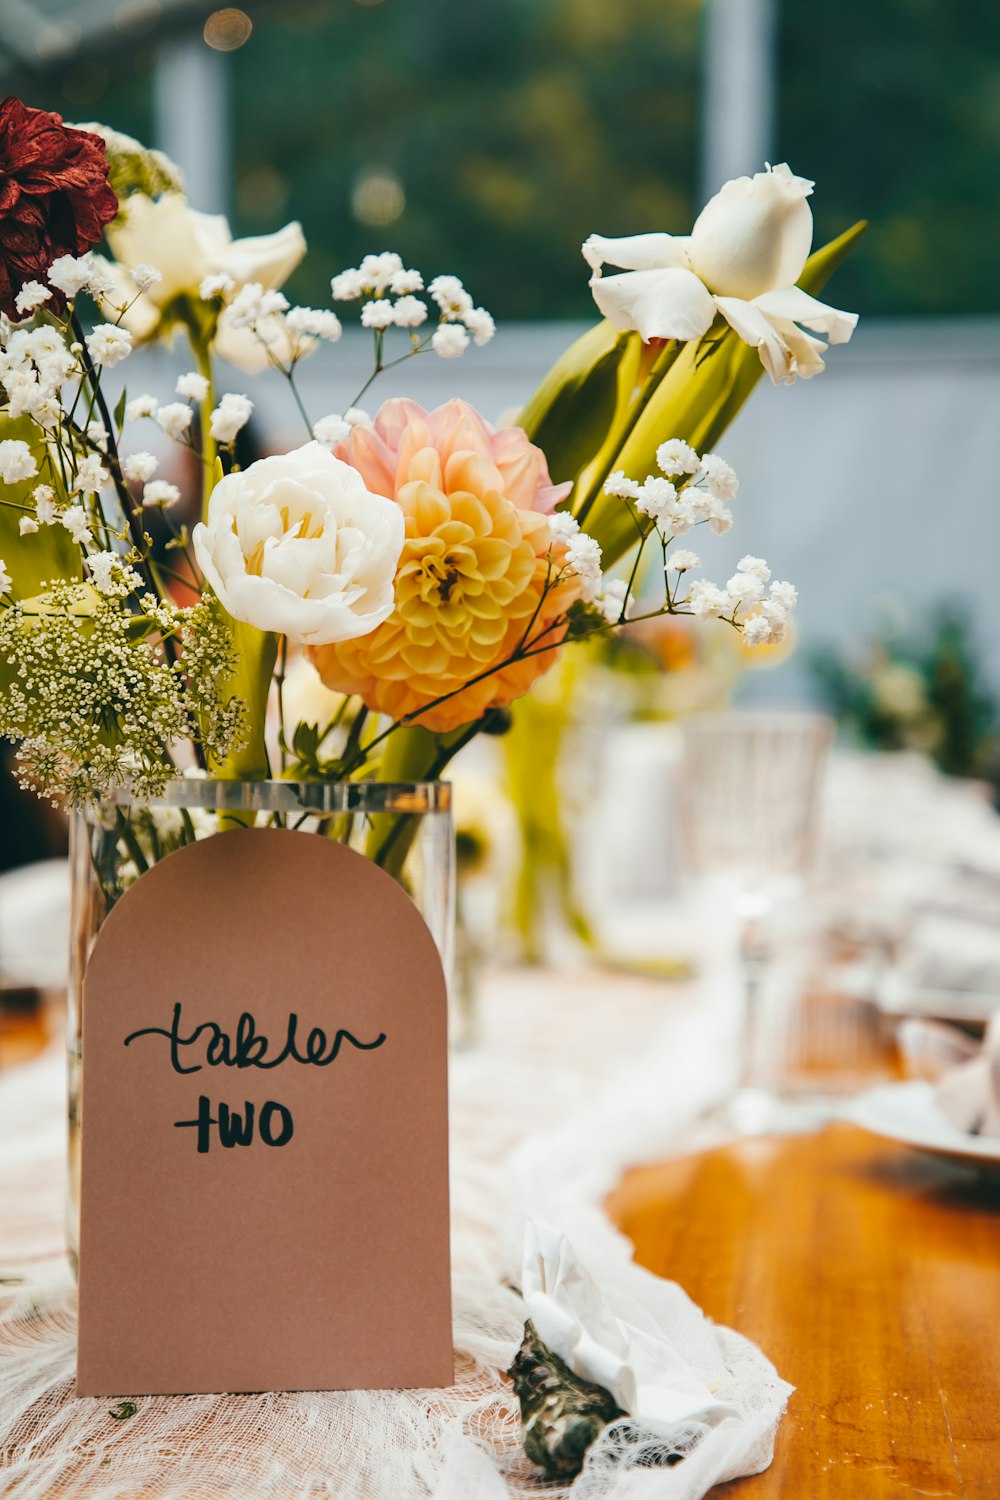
0 416 79 600
209 617 278 780
113 386 128 438
519 321 643 490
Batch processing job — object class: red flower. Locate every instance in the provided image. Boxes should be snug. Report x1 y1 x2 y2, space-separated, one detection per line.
0 97 118 317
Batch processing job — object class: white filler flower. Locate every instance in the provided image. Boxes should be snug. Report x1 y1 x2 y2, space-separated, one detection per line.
193 441 405 646
583 163 857 384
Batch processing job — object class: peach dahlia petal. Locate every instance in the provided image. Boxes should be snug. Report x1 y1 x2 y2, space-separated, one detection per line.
310 399 579 732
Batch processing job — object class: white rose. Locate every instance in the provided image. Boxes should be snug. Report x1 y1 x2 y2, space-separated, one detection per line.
583 163 857 384
192 442 404 646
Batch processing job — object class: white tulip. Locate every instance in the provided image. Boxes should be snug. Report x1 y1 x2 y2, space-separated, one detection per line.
192 442 405 646
107 193 305 365
583 163 857 384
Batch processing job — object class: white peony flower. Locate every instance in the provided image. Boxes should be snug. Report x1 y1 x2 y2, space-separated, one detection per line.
209 392 253 444
192 441 406 646
0 559 10 595
583 163 857 384
0 440 37 484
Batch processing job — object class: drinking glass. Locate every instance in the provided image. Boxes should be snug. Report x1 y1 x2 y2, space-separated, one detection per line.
679 710 833 1133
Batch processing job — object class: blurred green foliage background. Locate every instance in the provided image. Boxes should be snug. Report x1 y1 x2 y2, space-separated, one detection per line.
9 0 1000 319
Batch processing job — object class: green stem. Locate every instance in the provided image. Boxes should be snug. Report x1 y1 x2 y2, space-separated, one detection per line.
191 336 216 522
574 338 683 526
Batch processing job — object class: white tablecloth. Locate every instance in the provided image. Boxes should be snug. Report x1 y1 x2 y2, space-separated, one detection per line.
0 960 791 1500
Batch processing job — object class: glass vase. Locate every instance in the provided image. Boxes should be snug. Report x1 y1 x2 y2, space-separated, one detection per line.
67 778 455 1274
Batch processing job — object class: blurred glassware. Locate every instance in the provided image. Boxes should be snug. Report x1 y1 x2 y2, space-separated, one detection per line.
679 710 834 1134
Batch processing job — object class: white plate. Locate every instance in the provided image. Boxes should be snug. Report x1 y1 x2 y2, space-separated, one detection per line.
845 1080 1000 1179
877 972 996 1027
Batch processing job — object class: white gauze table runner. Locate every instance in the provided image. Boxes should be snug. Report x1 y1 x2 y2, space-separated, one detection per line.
0 962 791 1500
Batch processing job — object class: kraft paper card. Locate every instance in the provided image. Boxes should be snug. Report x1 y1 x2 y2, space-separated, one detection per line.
76 826 452 1397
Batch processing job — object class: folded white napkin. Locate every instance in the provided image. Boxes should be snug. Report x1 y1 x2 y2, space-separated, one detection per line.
934 1012 1000 1137
521 1220 738 1434
899 914 1000 998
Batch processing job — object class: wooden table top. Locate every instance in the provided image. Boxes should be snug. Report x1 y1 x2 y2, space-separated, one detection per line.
607 1121 1000 1499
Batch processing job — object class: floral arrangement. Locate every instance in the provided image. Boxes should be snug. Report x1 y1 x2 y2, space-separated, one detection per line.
0 96 864 860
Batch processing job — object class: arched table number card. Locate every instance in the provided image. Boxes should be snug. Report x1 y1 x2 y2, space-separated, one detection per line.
76 826 453 1397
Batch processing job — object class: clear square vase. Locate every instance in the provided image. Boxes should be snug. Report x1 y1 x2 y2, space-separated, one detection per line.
66 779 455 1274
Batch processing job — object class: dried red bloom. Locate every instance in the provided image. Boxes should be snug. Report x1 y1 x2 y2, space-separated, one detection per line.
0 96 118 317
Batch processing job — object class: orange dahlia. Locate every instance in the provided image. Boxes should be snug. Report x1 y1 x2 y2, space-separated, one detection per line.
309 399 576 732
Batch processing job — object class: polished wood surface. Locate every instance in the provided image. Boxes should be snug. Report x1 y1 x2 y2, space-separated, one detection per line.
608 1122 1000 1498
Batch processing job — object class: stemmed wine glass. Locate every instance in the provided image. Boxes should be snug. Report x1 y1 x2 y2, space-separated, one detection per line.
679 710 834 1134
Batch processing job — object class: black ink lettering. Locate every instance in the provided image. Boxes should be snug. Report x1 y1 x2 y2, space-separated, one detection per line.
218 1100 255 1147
259 1100 294 1146
174 1094 216 1153
174 1096 294 1153
125 1003 386 1074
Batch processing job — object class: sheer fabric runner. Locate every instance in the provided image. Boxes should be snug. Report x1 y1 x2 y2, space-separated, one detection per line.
0 965 790 1500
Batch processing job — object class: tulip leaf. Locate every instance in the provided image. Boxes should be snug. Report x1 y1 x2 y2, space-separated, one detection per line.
519 321 642 491
209 617 277 781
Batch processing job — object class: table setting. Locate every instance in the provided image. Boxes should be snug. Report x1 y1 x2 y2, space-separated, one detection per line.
0 83 997 1500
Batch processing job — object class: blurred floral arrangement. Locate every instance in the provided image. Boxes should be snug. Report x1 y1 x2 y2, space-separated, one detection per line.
0 96 864 871
813 610 999 790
